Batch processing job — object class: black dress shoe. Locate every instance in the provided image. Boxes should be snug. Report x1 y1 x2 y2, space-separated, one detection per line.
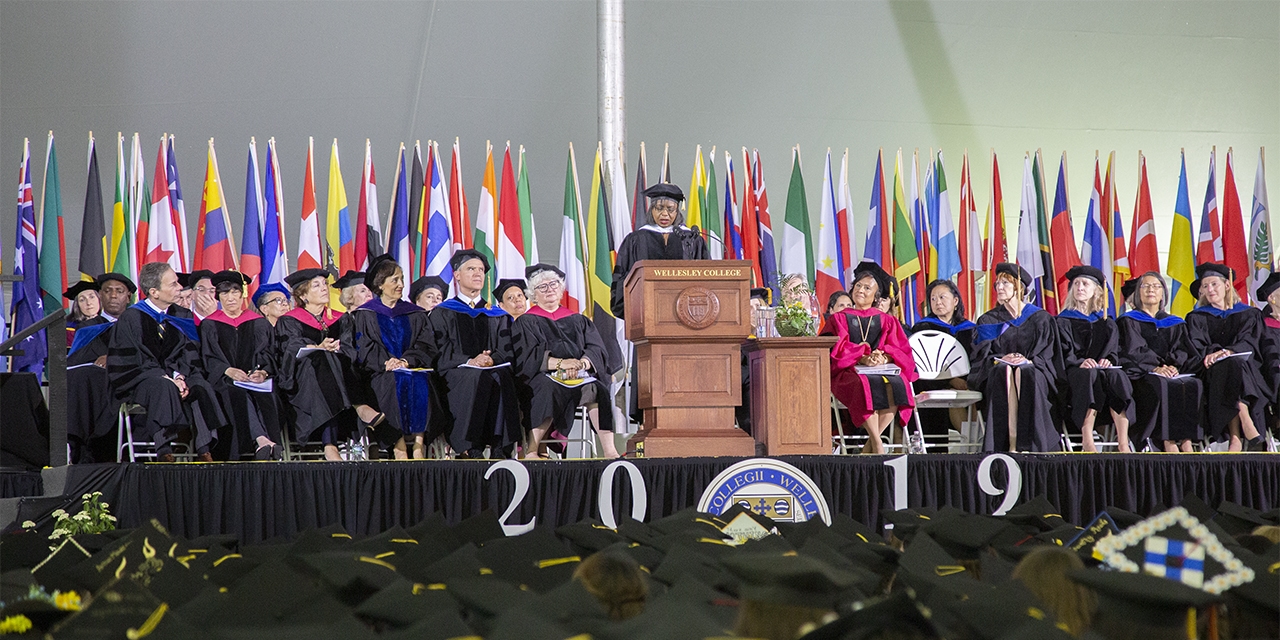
157 453 176 463
255 444 273 460
197 452 214 462
1246 436 1269 452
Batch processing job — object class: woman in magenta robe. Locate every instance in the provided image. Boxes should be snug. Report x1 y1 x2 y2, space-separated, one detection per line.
820 261 918 454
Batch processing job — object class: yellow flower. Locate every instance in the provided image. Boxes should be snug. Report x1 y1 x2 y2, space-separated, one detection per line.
53 590 82 611
0 614 33 634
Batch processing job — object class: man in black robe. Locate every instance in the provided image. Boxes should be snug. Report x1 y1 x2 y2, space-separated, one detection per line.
106 263 227 462
427 249 522 458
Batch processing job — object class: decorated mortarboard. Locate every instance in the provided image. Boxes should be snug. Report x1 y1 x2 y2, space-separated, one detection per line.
524 263 564 280
994 262 1033 288
46 576 168 639
1062 264 1106 286
29 537 93 593
95 272 138 293
284 267 332 288
1098 505 1145 530
800 589 943 640
1093 506 1255 595
642 182 684 203
62 279 100 300
492 279 526 301
60 519 183 593
326 269 364 290
408 276 449 304
719 552 863 609
1066 510 1121 562
251 281 291 308
448 248 490 273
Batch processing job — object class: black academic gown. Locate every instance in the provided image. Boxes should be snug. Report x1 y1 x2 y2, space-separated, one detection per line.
1186 303 1268 441
106 302 226 454
908 315 977 435
274 307 358 444
427 297 522 457
345 298 436 446
1054 311 1135 435
199 310 281 458
512 306 615 442
1259 310 1280 431
66 317 117 463
1117 311 1204 443
969 303 1062 452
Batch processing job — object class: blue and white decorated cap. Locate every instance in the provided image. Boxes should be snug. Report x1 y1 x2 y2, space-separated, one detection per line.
1093 506 1255 595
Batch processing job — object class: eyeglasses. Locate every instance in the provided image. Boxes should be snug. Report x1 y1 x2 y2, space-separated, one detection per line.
1139 284 1164 291
261 297 288 306
533 283 560 293
651 203 678 213
194 286 216 294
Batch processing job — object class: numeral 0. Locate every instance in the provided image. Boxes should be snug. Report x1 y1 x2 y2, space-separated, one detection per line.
598 460 648 529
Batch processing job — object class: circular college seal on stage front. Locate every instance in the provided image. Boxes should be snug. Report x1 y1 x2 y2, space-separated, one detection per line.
697 458 831 524
675 286 720 329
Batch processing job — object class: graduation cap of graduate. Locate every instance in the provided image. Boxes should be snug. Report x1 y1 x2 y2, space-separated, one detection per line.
96 272 137 293
449 248 490 273
642 182 684 202
718 552 864 609
1068 568 1218 628
554 518 626 555
1062 264 1106 287
921 513 1017 561
493 279 526 300
994 262 1033 289
895 533 984 600
524 263 564 281
350 576 462 629
1213 500 1271 537
62 279 100 300
285 267 333 288
409 275 449 303
251 282 291 308
799 589 942 640
1093 506 1256 595
474 526 579 593
210 270 251 288
1189 262 1232 299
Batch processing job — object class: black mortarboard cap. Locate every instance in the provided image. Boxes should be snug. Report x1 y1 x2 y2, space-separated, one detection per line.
1062 264 1106 287
922 514 1015 560
524 263 564 281
719 552 862 609
851 260 892 298
1 531 59 571
1256 271 1280 303
327 269 364 290
475 526 578 593
651 541 735 590
451 509 506 546
1002 495 1071 532
409 276 448 304
418 543 485 584
554 518 625 555
284 267 332 288
62 280 100 300
799 589 943 640
95 272 137 293
642 182 684 202
1094 506 1257 596
1213 500 1270 538
1120 276 1140 301
995 262 1033 288
493 278 526 301
352 576 461 629
285 522 355 556
47 576 166 638
210 270 251 289
1190 262 1233 299
446 575 538 619
186 269 216 287
895 533 983 600
1068 568 1217 627
448 248 490 273
600 578 734 640
377 606 475 640
362 253 396 291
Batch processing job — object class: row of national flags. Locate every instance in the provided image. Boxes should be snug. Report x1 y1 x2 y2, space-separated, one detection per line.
5 137 1274 374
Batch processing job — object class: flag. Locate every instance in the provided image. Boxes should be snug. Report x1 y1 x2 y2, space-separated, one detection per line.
517 145 540 266
957 151 982 315
145 134 182 271
752 150 780 302
864 150 891 271
934 151 961 283
923 151 939 281
585 143 622 372
1106 151 1130 315
449 138 472 251
128 133 147 285
78 133 106 281
193 139 238 272
1081 153 1109 281
1197 148 1222 264
11 138 45 375
38 131 67 310
296 138 323 271
1033 151 1060 313
1221 148 1250 301
241 138 265 298
475 141 498 296
1249 148 1273 300
815 148 842 304
907 150 928 324
109 133 132 278
1016 153 1044 306
660 143 671 183
496 142 525 280
891 149 920 325
1128 152 1160 278
425 141 454 281
607 150 631 251
326 139 353 307
740 148 763 287
986 150 1009 308
165 136 190 271
631 142 648 230
703 147 723 260
261 138 287 287
355 138 379 270
559 144 588 313
723 150 743 261
686 145 705 231
1169 151 1197 316
837 150 856 280
409 142 426 277
1050 153 1083 302
386 144 412 279
781 145 815 284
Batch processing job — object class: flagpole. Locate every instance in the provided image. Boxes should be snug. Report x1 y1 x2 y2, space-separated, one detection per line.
598 0 624 177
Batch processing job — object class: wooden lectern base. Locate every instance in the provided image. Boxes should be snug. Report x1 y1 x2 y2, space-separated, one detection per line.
631 408 757 458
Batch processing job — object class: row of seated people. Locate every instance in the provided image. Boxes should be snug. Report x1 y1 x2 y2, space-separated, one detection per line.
819 260 1280 454
63 250 623 463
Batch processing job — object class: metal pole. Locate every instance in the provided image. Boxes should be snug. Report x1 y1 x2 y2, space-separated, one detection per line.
598 0 624 174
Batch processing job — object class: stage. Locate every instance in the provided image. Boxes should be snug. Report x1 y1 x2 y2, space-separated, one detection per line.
5 452 1276 542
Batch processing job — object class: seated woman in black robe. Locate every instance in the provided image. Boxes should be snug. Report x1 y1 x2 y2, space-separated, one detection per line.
428 249 522 459
1186 263 1269 451
1256 273 1280 446
199 271 282 460
908 279 978 436
513 263 619 459
345 255 435 459
969 263 1062 452
410 276 448 312
1055 266 1134 453
65 280 101 335
64 280 112 463
275 268 380 460
1117 272 1203 452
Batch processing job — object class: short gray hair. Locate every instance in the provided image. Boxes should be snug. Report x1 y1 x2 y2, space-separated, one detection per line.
526 269 565 297
138 262 172 297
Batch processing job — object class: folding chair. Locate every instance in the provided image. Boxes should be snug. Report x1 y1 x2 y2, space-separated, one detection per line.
116 403 193 462
908 330 984 453
831 394 903 454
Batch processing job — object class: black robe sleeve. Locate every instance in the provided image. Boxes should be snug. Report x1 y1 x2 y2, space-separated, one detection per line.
1258 321 1280 399
200 321 234 385
1117 317 1160 378
610 234 640 319
107 310 171 397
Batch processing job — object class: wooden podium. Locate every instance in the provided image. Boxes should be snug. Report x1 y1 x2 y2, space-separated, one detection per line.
743 337 837 455
623 260 757 457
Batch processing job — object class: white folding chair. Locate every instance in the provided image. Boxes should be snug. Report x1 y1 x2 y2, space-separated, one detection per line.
908 330 984 453
116 403 193 462
549 407 599 459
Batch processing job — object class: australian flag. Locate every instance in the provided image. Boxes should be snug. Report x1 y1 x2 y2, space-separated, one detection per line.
11 140 46 376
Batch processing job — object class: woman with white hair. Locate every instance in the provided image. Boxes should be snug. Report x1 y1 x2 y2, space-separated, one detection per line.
512 263 619 458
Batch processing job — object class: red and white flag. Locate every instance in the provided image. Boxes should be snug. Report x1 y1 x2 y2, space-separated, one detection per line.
1222 148 1251 300
296 137 324 270
145 135 182 270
